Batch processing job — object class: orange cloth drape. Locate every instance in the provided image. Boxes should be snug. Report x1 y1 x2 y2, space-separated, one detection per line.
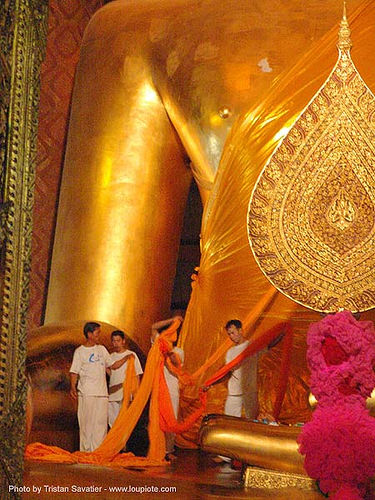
203 322 292 420
162 286 277 390
158 320 293 433
158 367 207 434
26 319 182 466
26 307 294 466
187 286 278 383
156 288 280 434
121 355 138 408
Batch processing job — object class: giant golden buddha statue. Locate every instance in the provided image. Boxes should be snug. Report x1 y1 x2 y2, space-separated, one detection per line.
45 0 368 344
29 0 375 448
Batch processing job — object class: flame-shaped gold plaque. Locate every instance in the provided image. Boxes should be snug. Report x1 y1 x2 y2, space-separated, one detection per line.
248 9 375 313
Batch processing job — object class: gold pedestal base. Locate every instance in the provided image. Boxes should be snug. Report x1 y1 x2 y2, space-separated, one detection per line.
243 467 316 490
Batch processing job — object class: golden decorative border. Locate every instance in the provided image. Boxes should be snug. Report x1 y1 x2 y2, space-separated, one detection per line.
248 41 375 313
243 466 316 490
0 0 48 497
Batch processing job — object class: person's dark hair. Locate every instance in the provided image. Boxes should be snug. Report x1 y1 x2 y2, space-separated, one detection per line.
83 321 101 338
225 319 242 330
111 330 125 340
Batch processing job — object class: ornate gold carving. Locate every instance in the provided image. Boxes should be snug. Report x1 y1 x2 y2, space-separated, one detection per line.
338 1 352 52
326 189 355 232
248 9 375 313
243 466 316 490
0 0 48 497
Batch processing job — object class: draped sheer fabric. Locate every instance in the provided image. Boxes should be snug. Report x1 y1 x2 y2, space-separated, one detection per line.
177 0 375 446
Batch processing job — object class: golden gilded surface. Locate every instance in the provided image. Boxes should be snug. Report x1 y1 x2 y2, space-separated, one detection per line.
199 415 306 475
243 467 316 490
248 10 375 313
45 0 366 350
38 0 375 444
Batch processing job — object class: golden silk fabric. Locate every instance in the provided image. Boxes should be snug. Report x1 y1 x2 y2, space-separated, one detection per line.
248 10 375 313
178 0 375 444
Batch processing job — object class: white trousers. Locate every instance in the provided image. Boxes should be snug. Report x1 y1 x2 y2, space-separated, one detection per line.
77 395 108 452
224 392 258 419
108 400 122 428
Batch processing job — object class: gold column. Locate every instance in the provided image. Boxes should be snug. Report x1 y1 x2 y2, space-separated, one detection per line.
45 8 191 351
0 0 48 497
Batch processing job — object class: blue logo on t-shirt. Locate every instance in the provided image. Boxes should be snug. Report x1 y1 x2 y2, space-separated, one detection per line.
89 353 100 363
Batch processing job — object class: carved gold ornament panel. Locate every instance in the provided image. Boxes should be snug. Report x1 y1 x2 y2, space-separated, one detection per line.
248 14 375 313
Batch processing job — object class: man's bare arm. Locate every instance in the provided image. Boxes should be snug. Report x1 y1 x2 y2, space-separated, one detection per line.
151 316 183 341
111 353 133 371
70 372 78 400
166 351 180 367
202 372 231 392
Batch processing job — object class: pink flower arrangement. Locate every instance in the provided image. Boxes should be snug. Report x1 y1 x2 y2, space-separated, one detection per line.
298 311 375 499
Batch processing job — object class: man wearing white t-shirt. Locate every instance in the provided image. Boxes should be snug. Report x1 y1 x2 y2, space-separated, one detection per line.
108 330 143 427
224 319 259 420
211 319 259 464
211 319 282 464
70 322 130 452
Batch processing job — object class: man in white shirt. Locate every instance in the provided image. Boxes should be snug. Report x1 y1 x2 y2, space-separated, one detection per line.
224 319 259 420
108 330 143 428
211 319 259 464
212 319 282 464
69 322 130 452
